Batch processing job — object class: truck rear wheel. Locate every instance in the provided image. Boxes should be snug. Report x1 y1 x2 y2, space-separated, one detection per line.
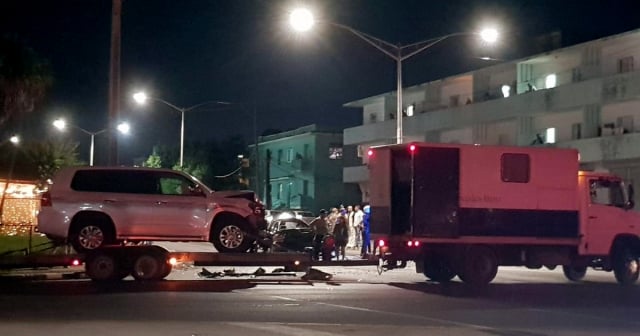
85 252 119 281
562 265 587 282
613 246 639 285
459 246 498 286
131 247 170 281
423 255 456 282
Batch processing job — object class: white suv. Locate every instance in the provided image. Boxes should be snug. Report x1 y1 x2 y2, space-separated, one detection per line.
37 166 267 253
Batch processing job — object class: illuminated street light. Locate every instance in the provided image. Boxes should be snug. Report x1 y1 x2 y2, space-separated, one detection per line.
9 135 20 145
289 8 315 32
290 9 499 144
132 91 232 168
53 118 130 166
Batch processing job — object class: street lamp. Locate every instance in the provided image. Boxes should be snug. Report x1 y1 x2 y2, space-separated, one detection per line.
133 92 235 168
8 135 20 145
289 8 499 144
53 118 130 166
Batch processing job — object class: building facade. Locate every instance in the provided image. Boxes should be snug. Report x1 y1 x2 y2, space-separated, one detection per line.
343 28 640 208
255 124 360 214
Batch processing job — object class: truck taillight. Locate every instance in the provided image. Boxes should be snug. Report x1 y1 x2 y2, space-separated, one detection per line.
377 239 386 247
409 144 416 152
41 191 52 207
406 240 420 247
367 149 374 157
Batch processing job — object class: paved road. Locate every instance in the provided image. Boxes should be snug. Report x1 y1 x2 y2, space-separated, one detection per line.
1 243 639 336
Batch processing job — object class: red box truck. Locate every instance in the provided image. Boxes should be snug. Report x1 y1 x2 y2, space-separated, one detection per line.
369 142 640 286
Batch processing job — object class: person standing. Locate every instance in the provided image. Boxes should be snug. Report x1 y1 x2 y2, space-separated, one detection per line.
309 209 329 260
353 205 364 249
332 215 349 260
346 205 356 249
361 205 372 258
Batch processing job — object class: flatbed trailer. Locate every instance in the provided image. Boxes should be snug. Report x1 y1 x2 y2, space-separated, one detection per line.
0 245 378 281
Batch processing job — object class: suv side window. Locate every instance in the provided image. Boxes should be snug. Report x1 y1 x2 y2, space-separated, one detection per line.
157 172 198 196
71 170 159 194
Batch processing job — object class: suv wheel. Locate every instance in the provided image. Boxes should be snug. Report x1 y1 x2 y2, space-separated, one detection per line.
71 223 112 252
211 221 252 253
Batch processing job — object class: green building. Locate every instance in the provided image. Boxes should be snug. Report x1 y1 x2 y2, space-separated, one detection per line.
252 124 360 215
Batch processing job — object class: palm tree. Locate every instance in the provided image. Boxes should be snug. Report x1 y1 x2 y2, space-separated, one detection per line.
0 35 52 130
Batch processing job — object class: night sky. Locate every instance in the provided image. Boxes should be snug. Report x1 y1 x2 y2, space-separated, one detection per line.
1 0 639 164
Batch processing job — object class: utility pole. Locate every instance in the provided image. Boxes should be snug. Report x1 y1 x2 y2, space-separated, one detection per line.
265 149 271 209
108 0 122 165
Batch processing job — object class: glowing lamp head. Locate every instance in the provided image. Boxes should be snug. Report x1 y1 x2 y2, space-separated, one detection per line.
409 144 416 152
289 8 315 32
377 239 386 247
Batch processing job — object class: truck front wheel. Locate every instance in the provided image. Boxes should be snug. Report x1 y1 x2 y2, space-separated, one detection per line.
612 246 639 285
562 265 587 282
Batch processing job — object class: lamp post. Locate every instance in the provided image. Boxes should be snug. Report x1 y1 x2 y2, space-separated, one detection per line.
290 8 499 144
133 92 234 168
53 118 130 166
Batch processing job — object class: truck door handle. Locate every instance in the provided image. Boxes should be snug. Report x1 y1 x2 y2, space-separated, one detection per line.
588 216 597 219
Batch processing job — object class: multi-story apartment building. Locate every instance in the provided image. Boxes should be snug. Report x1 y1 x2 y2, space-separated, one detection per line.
344 28 640 206
255 124 360 214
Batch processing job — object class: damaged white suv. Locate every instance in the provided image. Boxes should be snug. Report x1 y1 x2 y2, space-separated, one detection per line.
37 166 267 253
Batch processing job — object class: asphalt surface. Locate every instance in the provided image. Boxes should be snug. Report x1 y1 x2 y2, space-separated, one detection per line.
1 242 639 335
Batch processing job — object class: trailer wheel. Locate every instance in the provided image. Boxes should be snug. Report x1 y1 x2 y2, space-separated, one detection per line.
132 254 165 281
612 245 639 286
86 252 119 281
423 255 456 283
562 265 587 282
459 246 498 286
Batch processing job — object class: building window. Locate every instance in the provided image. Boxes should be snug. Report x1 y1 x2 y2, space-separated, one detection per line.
616 115 634 133
286 148 293 163
571 123 582 140
277 149 283 165
329 145 343 160
545 74 557 89
303 180 309 196
618 56 634 73
545 127 556 144
369 113 377 123
277 183 283 200
303 144 310 159
501 153 530 183
449 95 460 107
572 67 582 82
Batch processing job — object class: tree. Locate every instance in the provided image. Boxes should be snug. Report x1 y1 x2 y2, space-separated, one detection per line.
143 147 162 168
21 140 82 187
0 35 52 130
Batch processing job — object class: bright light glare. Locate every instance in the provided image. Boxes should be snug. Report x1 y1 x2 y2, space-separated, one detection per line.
501 85 511 98
9 135 19 145
479 28 498 43
53 118 66 130
545 74 557 89
133 92 148 104
117 122 131 134
290 8 314 32
169 257 178 266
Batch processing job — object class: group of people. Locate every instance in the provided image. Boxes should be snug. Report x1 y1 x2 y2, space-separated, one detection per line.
308 204 372 260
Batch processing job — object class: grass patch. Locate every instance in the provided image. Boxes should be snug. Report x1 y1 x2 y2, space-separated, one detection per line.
0 234 53 255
